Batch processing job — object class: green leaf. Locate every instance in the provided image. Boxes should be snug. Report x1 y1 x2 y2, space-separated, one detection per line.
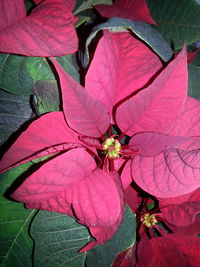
85 206 136 267
84 17 173 66
74 0 112 15
32 80 60 115
147 0 200 50
25 57 54 83
188 64 200 100
0 54 33 95
55 54 80 82
31 211 90 266
0 162 36 266
0 89 33 146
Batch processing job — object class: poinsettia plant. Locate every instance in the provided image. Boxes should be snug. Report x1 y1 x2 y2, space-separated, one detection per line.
0 0 200 266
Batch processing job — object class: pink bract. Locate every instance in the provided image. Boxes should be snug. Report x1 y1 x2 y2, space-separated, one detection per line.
0 0 78 56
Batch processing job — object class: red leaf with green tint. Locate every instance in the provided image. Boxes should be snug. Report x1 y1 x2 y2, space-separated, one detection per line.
95 0 156 25
116 45 187 136
85 30 162 117
0 0 78 56
53 59 110 137
0 112 80 172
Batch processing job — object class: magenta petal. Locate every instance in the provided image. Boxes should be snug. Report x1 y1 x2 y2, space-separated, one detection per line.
129 132 196 157
116 46 187 136
0 0 78 56
165 234 200 266
53 59 110 137
0 0 26 30
0 112 79 173
166 217 200 236
150 236 187 266
131 148 200 198
166 96 200 137
159 188 200 226
86 31 162 117
12 148 96 206
13 152 124 231
95 0 156 25
80 172 125 251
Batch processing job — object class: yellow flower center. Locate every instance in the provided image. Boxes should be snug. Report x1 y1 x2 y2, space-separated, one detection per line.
103 137 121 159
141 213 157 227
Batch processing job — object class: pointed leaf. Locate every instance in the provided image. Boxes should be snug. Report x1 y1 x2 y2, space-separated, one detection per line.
85 30 162 116
116 46 187 136
31 210 90 266
12 149 124 246
131 148 200 198
95 0 156 25
85 206 136 267
0 54 33 95
0 0 78 56
0 90 33 146
0 162 36 266
53 59 110 137
0 112 79 173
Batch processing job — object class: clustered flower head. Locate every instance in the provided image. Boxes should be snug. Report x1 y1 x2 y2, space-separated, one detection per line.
0 0 200 263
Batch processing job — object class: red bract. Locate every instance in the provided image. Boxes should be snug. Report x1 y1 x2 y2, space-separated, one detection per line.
1 30 200 249
95 0 156 25
0 0 78 56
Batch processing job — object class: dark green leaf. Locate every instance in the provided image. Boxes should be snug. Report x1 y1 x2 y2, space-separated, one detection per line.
0 162 36 266
33 80 60 115
188 64 200 100
147 0 200 50
0 89 33 146
0 54 33 95
84 17 173 66
55 54 80 82
25 57 54 82
74 0 112 15
85 206 136 267
31 211 90 267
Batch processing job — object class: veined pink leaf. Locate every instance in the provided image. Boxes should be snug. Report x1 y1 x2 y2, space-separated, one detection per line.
131 148 200 198
12 150 124 232
86 31 162 117
166 96 200 137
53 59 110 137
95 0 156 25
129 132 198 157
116 46 187 136
0 0 78 56
0 0 26 30
0 112 80 173
159 188 200 226
80 171 124 251
120 160 132 189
